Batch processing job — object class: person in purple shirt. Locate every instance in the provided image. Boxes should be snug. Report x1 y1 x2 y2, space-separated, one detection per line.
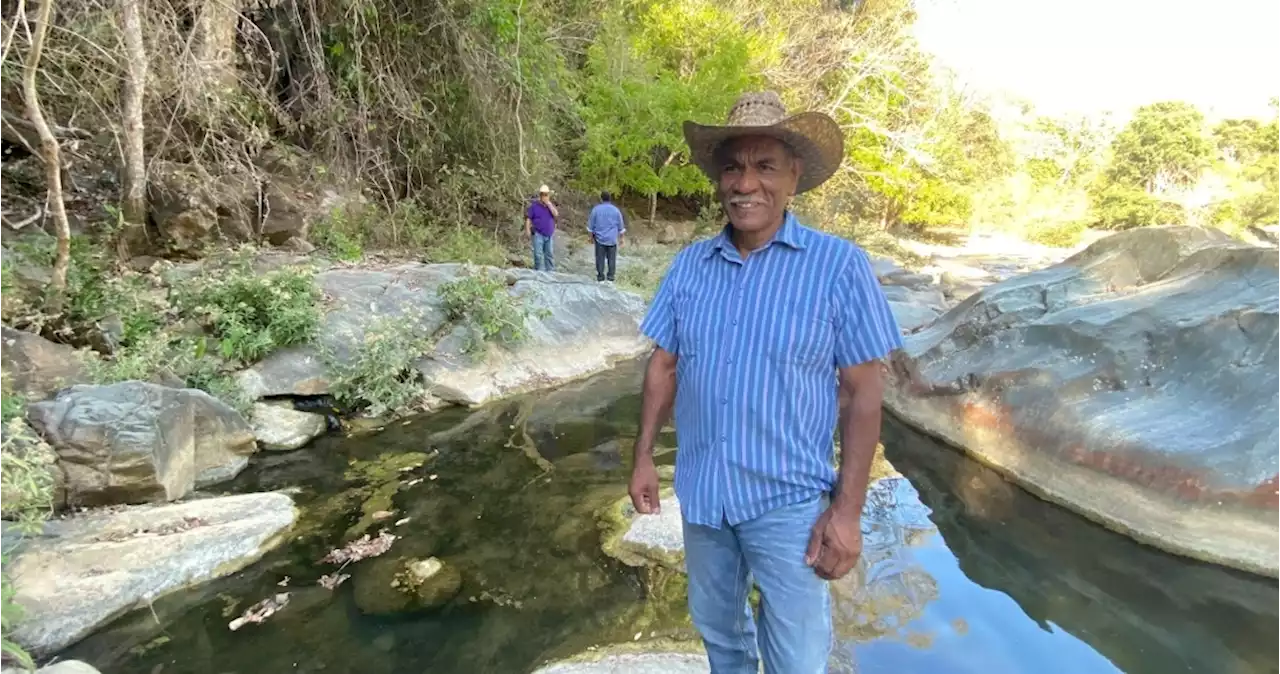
524 184 559 271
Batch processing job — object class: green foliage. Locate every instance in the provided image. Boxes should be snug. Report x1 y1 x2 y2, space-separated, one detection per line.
1089 181 1185 230
172 263 321 364
0 414 53 670
326 314 432 418
439 269 538 353
7 235 165 345
423 227 508 267
312 207 367 261
1102 101 1213 192
80 334 253 415
576 0 767 200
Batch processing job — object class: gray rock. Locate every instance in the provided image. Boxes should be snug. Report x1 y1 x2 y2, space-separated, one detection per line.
1 327 88 400
416 270 650 405
533 649 709 674
883 284 947 333
884 226 1280 576
868 255 905 279
4 492 296 657
26 382 257 506
598 488 685 571
881 271 935 289
147 161 257 254
1 662 104 674
249 402 327 451
239 264 650 407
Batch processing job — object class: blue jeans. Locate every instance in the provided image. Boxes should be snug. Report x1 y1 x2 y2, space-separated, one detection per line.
532 232 555 271
683 495 832 674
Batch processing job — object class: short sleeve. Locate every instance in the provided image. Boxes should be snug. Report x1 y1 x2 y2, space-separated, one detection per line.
525 202 535 218
833 248 904 368
639 255 683 354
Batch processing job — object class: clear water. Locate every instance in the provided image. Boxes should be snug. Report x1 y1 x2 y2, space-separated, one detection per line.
63 361 1278 674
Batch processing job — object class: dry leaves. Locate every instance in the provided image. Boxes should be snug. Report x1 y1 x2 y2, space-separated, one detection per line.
319 531 397 566
318 572 351 590
228 593 290 631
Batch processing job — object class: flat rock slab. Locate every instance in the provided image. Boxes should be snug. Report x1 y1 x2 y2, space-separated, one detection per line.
4 492 297 656
599 488 686 571
885 226 1280 576
533 651 709 674
237 264 650 407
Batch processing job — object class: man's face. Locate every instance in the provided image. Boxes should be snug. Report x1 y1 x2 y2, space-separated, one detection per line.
539 191 551 203
717 136 801 234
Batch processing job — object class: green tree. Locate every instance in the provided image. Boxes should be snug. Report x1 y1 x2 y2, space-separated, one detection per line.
576 0 767 218
1090 101 1212 229
1103 101 1212 193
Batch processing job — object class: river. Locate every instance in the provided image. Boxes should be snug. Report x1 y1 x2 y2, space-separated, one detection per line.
62 360 1278 674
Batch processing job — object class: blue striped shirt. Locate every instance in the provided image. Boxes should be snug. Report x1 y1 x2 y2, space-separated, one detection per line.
639 212 903 527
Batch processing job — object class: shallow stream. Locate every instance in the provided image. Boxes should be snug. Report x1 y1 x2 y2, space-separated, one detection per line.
63 361 1278 674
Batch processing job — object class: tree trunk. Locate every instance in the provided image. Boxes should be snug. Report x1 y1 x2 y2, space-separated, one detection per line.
22 0 72 308
649 192 657 224
119 0 148 257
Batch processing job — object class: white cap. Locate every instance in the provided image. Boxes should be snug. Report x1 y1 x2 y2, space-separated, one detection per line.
538 184 551 194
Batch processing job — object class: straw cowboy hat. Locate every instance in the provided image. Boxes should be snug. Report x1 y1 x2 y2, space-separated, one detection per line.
683 91 843 194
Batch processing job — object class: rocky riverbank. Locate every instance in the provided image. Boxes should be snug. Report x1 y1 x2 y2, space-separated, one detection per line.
883 226 1279 576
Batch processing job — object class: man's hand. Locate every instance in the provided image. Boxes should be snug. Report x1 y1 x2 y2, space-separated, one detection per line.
629 453 661 515
805 501 862 580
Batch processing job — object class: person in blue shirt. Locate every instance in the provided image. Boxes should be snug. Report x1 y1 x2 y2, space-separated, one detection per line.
587 191 626 282
629 91 903 674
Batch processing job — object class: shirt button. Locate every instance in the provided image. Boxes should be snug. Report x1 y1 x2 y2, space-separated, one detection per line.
732 319 739 326
720 397 728 404
725 357 733 365
721 436 727 443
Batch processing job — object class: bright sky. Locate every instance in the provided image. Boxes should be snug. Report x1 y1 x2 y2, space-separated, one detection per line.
914 0 1280 121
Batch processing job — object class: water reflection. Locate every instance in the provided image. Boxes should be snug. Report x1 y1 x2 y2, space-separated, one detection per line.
58 365 1277 674
876 414 1279 674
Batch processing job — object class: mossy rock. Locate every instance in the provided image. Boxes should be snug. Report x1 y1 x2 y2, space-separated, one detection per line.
596 488 684 571
352 555 463 615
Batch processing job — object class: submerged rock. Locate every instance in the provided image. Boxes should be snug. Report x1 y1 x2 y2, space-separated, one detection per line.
26 382 257 506
352 555 463 615
237 264 649 407
884 226 1280 576
3 491 297 657
249 402 327 451
532 642 709 674
598 488 685 571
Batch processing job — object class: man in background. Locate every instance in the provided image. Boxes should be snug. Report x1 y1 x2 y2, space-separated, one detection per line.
587 191 626 282
525 184 558 271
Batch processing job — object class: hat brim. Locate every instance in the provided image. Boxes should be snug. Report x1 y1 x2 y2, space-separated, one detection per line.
682 111 844 194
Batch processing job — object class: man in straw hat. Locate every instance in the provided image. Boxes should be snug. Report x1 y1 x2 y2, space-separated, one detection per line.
628 91 902 672
525 184 559 271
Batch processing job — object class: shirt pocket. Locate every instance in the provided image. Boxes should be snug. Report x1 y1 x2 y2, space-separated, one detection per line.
769 301 835 368
674 289 719 360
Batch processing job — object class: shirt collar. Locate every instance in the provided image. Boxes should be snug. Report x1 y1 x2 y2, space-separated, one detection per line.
705 211 805 259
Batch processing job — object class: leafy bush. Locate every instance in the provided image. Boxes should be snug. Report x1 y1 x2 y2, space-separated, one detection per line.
80 333 253 415
327 314 431 418
173 263 321 364
424 227 508 267
0 416 54 670
439 269 538 353
312 207 367 262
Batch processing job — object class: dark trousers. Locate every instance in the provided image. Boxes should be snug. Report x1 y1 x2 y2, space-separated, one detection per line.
594 242 617 281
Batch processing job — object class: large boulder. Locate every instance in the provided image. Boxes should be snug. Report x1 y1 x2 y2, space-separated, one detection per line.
416 269 650 405
1 327 89 400
352 555 464 615
883 226 1279 576
147 161 258 254
237 264 649 407
26 382 257 506
2 491 296 657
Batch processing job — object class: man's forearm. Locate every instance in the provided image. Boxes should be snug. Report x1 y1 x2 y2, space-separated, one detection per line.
833 387 882 516
635 350 677 459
